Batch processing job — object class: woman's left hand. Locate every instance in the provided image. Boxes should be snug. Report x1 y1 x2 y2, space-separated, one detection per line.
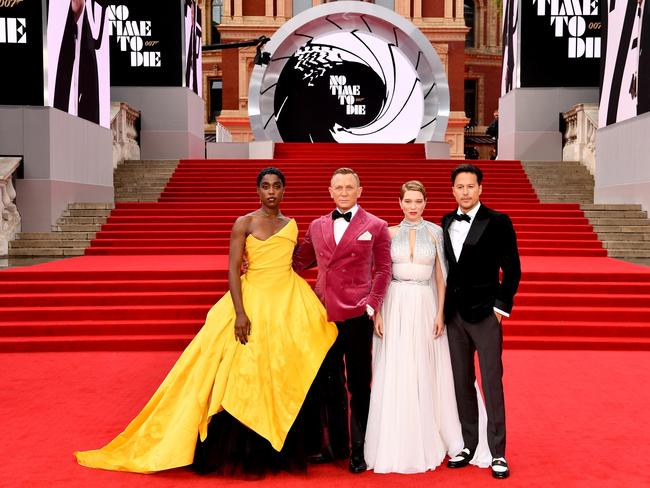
434 316 445 338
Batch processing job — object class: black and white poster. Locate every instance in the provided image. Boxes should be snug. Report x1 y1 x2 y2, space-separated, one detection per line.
599 0 649 127
47 0 111 127
501 0 519 94
519 0 601 88
107 0 183 87
184 0 201 96
0 0 45 106
273 30 423 143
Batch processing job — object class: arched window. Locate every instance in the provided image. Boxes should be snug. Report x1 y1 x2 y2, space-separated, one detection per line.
464 0 475 48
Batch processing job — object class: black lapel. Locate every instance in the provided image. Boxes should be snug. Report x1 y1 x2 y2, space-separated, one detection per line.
442 212 457 265
460 204 490 259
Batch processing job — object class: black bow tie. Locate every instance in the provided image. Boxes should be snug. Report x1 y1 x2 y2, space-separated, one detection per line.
453 213 471 223
332 210 352 222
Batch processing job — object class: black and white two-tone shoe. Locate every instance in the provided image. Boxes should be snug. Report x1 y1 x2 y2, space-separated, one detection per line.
491 457 510 479
447 448 474 468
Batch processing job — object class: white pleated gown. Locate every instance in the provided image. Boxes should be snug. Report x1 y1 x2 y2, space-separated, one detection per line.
364 221 491 474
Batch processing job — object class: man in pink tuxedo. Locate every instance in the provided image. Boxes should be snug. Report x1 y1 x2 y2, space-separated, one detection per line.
294 167 391 473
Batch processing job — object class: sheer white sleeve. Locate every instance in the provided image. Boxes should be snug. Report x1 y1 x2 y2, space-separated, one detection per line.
426 222 447 282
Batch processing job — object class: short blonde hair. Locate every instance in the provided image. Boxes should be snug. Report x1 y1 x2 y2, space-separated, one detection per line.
400 180 426 200
331 167 361 186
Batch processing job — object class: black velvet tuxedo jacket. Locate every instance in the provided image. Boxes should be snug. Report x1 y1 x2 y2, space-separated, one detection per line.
442 204 521 323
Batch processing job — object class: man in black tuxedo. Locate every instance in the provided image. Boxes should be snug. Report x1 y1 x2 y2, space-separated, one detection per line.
441 164 521 480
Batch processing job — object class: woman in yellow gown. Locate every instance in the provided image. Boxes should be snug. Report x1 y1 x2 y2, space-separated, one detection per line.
75 167 338 475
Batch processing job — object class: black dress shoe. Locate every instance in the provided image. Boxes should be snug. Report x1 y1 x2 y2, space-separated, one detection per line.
348 454 367 474
447 448 474 468
491 458 510 479
307 452 333 464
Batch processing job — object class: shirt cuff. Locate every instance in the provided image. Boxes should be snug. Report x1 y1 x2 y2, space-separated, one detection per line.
494 307 509 318
366 304 375 317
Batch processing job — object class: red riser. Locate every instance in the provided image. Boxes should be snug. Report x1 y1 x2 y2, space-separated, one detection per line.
3 146 649 353
1 305 210 321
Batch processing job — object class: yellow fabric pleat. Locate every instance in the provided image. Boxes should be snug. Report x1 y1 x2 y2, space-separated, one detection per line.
75 219 337 473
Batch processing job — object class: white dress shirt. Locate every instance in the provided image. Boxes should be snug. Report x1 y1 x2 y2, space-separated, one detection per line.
449 202 509 318
333 204 359 244
332 204 374 317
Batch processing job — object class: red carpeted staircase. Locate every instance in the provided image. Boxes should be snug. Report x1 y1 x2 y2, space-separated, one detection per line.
1 143 649 352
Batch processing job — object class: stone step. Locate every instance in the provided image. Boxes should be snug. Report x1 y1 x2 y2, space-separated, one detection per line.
582 218 650 226
536 192 594 197
114 174 175 178
115 193 160 202
524 172 592 178
54 224 104 232
114 184 168 189
601 241 650 250
9 248 85 257
536 197 593 203
67 203 115 210
0 257 71 269
63 209 113 217
114 172 176 177
10 240 89 249
117 166 178 170
582 204 643 211
523 161 585 167
596 232 650 241
56 217 109 225
122 159 179 164
623 257 650 266
583 210 648 219
14 232 95 240
532 182 594 187
607 249 650 258
521 179 592 184
592 225 650 233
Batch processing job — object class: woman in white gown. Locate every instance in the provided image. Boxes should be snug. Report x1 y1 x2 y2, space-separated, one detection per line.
364 181 491 474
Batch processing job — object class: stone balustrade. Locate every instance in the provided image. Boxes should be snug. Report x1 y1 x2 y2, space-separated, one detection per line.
0 157 22 257
215 122 233 142
111 102 141 168
562 103 598 174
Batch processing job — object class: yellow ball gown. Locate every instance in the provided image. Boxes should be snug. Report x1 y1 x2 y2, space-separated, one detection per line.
75 219 337 473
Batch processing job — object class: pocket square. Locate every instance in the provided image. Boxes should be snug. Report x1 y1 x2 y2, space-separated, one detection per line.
357 231 372 241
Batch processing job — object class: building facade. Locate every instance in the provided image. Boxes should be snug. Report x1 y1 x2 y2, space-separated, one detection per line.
199 0 502 156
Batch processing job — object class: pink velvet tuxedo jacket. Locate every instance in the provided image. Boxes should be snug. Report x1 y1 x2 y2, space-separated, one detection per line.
293 206 392 322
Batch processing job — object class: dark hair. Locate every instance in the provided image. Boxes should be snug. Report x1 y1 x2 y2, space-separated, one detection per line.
257 167 285 187
451 164 483 185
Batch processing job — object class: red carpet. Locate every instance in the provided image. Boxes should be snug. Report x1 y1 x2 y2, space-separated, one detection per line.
1 350 648 487
1 143 649 352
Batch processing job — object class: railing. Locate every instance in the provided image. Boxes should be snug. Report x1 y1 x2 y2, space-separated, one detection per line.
0 157 22 257
111 102 141 168
215 121 233 142
562 103 598 174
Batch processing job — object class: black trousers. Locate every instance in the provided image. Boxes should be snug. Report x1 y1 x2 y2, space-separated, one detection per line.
305 313 373 457
447 310 506 458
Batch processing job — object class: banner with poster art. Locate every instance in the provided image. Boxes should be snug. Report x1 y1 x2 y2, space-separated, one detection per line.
501 0 602 94
0 0 46 107
47 0 111 127
599 0 649 127
106 0 201 94
183 0 201 96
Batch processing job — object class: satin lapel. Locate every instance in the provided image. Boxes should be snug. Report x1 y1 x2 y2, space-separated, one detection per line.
319 214 336 254
332 207 368 259
442 213 457 265
460 204 490 260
